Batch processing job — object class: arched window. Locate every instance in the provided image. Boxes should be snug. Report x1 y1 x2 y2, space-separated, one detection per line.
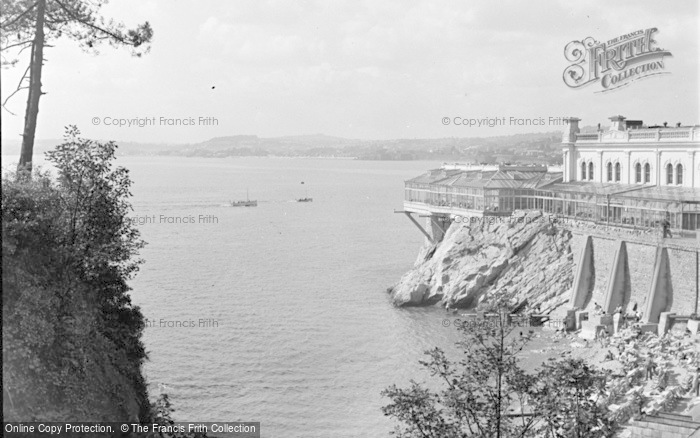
666 164 673 184
635 163 642 183
588 162 594 181
606 162 613 182
677 164 683 185
615 163 621 182
581 162 586 180
644 163 650 183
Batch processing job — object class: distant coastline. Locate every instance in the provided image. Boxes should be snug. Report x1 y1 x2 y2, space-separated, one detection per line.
2 129 585 164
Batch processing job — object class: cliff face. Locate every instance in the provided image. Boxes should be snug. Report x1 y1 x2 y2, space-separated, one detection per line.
389 211 575 313
2 276 148 422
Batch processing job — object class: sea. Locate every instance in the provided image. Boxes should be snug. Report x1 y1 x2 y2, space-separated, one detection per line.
3 155 466 437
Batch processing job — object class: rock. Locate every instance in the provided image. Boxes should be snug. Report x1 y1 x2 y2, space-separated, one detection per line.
391 269 431 306
389 211 575 312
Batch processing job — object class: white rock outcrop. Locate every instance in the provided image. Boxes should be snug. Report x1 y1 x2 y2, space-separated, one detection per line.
389 211 575 313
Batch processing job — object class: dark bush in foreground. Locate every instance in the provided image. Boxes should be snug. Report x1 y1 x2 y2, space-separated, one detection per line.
3 126 149 421
382 312 616 437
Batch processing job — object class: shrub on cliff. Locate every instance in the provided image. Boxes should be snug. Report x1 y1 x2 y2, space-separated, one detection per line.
530 358 615 437
381 313 617 437
382 313 537 437
2 126 149 420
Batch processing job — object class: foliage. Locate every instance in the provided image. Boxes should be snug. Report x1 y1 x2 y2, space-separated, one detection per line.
1 0 153 66
149 393 211 438
1 0 153 174
2 126 149 420
151 393 176 425
530 358 615 437
382 312 617 437
382 312 537 437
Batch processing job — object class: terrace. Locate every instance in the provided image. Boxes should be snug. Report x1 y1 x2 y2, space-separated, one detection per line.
574 126 700 144
404 165 561 217
403 166 700 238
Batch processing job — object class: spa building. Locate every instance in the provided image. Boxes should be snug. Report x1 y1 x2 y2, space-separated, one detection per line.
403 116 700 236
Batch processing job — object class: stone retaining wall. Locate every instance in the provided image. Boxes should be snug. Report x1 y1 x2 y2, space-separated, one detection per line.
563 221 699 321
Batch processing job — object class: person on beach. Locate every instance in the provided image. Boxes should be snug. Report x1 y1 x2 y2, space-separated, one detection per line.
645 356 656 380
617 343 625 357
690 368 700 396
634 310 642 323
597 328 608 347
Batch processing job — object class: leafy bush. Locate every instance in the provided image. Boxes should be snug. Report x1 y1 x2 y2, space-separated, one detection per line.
3 126 149 420
381 311 617 437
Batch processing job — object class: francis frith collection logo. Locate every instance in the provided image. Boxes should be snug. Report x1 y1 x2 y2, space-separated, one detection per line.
563 28 672 93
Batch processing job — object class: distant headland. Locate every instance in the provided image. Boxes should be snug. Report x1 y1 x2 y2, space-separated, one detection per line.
2 130 583 164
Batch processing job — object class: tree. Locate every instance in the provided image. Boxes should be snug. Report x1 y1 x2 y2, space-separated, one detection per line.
381 313 618 437
530 358 615 438
382 312 537 437
0 0 153 175
3 126 149 419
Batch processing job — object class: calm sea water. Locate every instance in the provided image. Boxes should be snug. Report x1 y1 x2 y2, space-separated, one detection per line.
117 156 466 437
2 154 466 437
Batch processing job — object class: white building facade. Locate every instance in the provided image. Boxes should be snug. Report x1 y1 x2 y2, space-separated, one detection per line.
562 116 700 188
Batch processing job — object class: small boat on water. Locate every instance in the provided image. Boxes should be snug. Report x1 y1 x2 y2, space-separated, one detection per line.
231 189 257 207
297 182 312 202
231 199 257 207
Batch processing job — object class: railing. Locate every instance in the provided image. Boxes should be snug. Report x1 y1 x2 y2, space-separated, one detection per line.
404 200 510 215
628 131 657 140
659 129 692 139
403 197 699 238
575 133 599 141
574 128 696 142
562 220 698 250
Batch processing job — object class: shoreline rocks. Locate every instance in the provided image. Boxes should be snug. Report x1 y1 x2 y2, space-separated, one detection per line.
389 211 575 313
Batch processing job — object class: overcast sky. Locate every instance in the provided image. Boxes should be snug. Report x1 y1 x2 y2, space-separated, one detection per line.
1 0 698 144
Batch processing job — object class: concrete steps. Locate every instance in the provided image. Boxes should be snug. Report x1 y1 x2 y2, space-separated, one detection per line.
655 412 698 422
626 413 700 437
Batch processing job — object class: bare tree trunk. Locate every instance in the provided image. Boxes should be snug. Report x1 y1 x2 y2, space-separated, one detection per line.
17 0 46 176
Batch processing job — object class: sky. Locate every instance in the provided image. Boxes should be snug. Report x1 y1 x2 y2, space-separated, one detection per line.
1 0 698 144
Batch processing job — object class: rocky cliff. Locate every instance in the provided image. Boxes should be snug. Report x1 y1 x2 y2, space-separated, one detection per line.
389 211 575 313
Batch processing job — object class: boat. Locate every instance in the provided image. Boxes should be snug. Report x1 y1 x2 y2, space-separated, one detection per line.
231 189 257 207
297 183 312 202
231 200 257 207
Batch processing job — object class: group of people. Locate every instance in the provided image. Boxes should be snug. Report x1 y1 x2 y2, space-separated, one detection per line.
592 302 642 324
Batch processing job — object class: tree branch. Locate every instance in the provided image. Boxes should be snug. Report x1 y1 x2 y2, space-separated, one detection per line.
0 39 34 52
1 64 31 114
53 0 138 45
1 86 28 115
17 41 34 56
0 1 39 29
